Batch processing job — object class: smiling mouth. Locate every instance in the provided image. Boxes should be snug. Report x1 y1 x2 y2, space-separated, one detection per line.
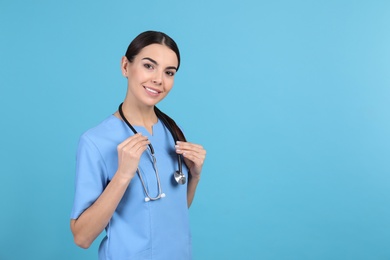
144 86 161 94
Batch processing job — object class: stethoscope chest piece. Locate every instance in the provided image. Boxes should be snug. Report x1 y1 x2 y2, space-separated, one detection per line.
174 171 186 185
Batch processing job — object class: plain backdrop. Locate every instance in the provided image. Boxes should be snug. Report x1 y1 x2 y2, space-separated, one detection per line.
1 0 389 259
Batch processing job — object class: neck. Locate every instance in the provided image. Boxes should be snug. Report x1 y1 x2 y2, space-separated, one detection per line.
117 99 158 129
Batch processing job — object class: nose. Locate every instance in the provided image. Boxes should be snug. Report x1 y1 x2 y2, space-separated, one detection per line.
152 74 162 85
152 79 162 85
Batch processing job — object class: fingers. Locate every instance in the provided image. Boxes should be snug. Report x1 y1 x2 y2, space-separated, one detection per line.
175 141 206 165
116 133 150 178
118 133 150 156
175 141 204 154
118 133 148 148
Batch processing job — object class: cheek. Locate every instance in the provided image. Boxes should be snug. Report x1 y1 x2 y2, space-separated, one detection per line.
165 76 175 87
135 72 147 83
164 80 174 92
129 66 148 81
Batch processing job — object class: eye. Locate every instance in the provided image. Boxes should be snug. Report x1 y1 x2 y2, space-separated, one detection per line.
166 71 175 77
144 63 154 70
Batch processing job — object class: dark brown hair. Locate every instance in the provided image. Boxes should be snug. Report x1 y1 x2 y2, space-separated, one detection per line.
125 31 181 71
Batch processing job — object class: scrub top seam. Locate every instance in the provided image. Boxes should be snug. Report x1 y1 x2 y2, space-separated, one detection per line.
83 134 109 180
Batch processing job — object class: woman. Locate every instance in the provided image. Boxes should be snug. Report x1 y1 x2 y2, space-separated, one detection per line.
70 31 206 260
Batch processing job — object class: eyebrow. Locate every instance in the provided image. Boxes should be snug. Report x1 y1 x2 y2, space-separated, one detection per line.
142 57 178 71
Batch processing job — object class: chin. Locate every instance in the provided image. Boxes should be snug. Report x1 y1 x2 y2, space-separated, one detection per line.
143 99 163 107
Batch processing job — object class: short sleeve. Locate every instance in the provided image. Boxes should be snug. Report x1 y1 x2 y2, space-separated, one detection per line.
70 134 108 219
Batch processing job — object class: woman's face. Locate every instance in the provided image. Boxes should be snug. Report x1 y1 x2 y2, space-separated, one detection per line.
122 43 179 107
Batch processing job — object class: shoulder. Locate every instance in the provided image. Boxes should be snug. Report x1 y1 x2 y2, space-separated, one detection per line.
78 115 125 151
81 115 121 140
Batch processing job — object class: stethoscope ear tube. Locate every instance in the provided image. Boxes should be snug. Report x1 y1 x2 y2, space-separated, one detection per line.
154 106 186 185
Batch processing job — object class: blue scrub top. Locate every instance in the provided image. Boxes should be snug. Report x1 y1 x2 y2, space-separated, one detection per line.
71 115 191 260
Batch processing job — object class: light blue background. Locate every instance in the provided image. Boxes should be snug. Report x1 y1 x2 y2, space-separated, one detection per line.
1 0 389 259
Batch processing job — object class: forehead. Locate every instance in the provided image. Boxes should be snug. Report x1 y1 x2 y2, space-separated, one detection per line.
136 44 178 67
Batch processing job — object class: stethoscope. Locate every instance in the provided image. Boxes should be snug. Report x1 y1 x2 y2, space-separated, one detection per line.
118 103 186 202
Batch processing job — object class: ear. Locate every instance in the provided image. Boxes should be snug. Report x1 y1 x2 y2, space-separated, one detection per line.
121 56 129 77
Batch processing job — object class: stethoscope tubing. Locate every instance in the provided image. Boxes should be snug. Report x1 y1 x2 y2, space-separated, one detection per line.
136 155 165 202
118 103 185 202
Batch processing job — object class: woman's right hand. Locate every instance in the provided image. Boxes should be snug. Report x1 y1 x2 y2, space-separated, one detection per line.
116 133 150 180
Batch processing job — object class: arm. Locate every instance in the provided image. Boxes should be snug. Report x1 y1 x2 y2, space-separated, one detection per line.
70 173 131 248
70 133 150 248
175 141 206 208
187 175 201 208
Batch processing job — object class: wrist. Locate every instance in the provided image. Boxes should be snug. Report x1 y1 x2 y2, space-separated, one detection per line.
114 170 134 185
189 174 201 183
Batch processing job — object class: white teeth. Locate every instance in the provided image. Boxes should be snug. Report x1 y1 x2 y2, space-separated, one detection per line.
145 87 158 94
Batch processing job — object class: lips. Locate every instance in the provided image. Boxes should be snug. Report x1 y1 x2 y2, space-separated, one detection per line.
144 86 162 96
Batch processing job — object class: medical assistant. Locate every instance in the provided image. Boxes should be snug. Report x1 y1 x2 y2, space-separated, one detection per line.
71 115 191 260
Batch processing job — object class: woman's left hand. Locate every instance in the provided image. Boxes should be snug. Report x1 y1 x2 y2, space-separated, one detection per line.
175 141 206 179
